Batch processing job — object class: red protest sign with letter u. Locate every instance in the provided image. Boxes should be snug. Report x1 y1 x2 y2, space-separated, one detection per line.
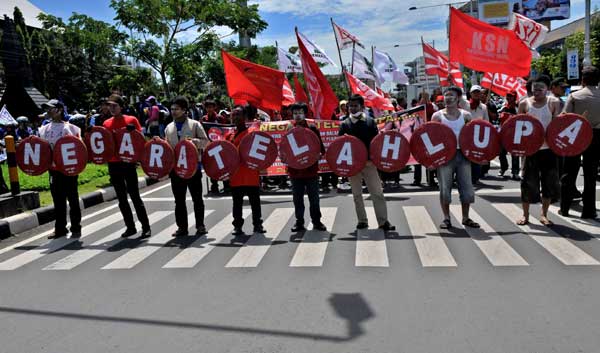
500 114 545 156
202 140 239 181
85 126 114 164
53 135 88 176
174 139 199 179
370 131 410 172
546 113 593 156
410 122 457 169
459 120 501 164
238 131 278 170
16 136 52 176
141 138 174 179
279 127 321 170
325 135 367 177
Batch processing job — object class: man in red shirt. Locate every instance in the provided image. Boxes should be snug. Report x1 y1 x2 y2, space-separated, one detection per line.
103 94 151 238
227 105 265 237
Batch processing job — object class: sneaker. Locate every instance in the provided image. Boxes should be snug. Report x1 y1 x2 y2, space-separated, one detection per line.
313 222 327 231
232 227 244 236
379 221 396 231
291 223 306 232
498 170 506 177
121 228 137 238
139 227 152 239
195 226 208 236
356 222 368 230
253 225 267 233
171 228 189 237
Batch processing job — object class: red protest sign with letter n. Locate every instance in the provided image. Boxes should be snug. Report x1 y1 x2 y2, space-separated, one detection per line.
16 136 52 176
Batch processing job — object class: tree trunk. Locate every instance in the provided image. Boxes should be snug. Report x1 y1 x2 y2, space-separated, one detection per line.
160 70 170 98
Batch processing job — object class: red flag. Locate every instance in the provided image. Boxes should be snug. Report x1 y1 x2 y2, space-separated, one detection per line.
296 30 338 119
422 42 463 89
449 8 531 77
481 72 528 99
282 77 295 106
345 72 394 111
293 73 309 104
221 50 285 111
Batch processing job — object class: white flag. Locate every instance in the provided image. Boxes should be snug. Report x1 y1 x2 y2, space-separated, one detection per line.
277 47 302 73
0 105 16 125
352 51 378 83
332 21 364 50
297 31 337 67
508 13 549 50
373 50 409 85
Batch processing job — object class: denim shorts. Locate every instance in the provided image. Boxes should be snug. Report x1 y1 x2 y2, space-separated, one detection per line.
437 151 475 204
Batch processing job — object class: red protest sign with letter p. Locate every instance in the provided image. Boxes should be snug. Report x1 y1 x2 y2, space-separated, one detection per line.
238 131 278 170
174 139 199 179
279 127 321 169
202 140 239 181
459 120 501 164
370 131 410 172
546 113 593 156
16 136 52 176
85 126 114 164
114 128 145 163
410 122 457 169
325 135 367 177
500 114 545 156
53 135 88 176
141 138 174 179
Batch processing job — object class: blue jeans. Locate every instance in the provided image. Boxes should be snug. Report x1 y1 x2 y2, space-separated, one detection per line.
437 151 475 204
291 177 321 225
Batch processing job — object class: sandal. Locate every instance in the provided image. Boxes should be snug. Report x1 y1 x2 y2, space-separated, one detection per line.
516 217 529 226
440 219 452 229
539 217 554 226
462 218 480 228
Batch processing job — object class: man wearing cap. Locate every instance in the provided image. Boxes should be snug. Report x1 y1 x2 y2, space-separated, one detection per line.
164 96 210 237
103 94 152 238
39 99 82 239
551 77 569 111
560 66 600 220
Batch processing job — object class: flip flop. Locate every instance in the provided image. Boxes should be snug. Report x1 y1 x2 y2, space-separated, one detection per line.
540 218 554 226
462 218 480 228
440 219 452 229
516 218 529 226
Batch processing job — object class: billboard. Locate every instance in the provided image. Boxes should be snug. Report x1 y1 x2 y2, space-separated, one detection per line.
478 0 570 25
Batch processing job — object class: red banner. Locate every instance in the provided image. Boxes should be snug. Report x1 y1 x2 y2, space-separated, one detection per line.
345 72 395 111
481 72 527 99
293 73 309 104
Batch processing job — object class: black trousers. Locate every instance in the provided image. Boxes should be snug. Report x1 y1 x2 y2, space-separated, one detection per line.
561 129 600 216
499 148 520 175
291 177 321 225
108 162 150 230
170 171 205 231
231 186 262 228
49 170 81 233
414 164 436 185
320 172 338 188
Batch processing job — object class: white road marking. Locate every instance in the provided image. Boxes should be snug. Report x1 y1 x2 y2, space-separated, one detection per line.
355 207 389 267
289 208 337 267
404 206 457 267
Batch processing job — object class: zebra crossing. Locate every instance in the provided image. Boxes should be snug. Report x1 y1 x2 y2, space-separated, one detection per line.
1 202 600 272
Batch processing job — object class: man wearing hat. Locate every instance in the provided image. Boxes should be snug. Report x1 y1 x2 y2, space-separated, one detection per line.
39 99 82 239
550 77 569 111
103 94 152 238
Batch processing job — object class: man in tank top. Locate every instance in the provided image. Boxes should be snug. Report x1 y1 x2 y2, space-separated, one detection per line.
431 86 480 229
516 75 562 226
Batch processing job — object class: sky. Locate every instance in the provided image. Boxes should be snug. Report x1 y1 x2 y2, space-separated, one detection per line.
26 0 600 78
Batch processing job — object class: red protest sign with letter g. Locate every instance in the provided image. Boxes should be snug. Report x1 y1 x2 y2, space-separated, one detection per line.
238 131 278 170
546 113 593 157
85 126 114 164
141 138 174 179
114 128 146 163
325 135 367 177
174 139 199 179
500 114 545 156
279 127 321 170
53 135 88 176
410 122 457 169
202 140 239 181
16 136 52 176
459 120 501 164
370 131 410 172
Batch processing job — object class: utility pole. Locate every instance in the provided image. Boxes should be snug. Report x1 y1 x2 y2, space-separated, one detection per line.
583 0 592 66
237 0 251 48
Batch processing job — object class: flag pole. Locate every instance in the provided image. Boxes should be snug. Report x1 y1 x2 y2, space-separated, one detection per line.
350 41 356 75
330 18 350 96
371 45 377 89
420 37 430 93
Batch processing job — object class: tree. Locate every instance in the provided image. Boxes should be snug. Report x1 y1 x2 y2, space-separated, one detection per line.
111 0 268 97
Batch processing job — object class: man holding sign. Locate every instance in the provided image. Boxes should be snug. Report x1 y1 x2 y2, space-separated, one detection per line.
164 96 209 237
517 75 562 226
39 99 82 239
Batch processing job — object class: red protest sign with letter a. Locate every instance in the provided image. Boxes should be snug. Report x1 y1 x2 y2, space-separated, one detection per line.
279 127 321 170
370 131 410 172
449 7 531 77
85 126 114 164
16 136 52 176
410 122 457 169
53 135 88 176
325 135 367 177
174 139 199 179
459 120 501 164
202 140 239 181
238 131 278 170
546 113 593 156
115 128 145 163
500 114 545 156
141 138 174 179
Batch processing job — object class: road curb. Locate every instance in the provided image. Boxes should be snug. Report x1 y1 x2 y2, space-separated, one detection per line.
0 176 161 239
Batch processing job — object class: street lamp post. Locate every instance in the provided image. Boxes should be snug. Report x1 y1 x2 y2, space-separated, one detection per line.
583 0 592 66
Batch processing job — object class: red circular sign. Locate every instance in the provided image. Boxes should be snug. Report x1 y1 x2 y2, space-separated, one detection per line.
410 121 457 169
238 131 278 170
207 127 224 141
141 138 174 179
279 127 321 169
325 135 368 177
114 128 146 163
459 119 501 164
53 135 88 176
16 136 52 176
174 139 199 179
546 113 593 156
500 114 545 157
85 126 114 164
202 140 239 181
370 131 410 172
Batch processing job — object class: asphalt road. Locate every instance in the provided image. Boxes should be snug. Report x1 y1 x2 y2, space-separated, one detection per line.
1 164 600 353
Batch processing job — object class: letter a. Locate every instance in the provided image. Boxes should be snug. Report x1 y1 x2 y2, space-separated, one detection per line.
336 142 353 165
557 120 582 145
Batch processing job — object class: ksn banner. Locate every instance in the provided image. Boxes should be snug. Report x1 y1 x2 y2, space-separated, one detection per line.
16 114 593 179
